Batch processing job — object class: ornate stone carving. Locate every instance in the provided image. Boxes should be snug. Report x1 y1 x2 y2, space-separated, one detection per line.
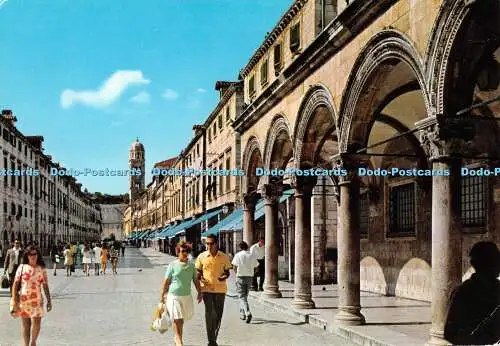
331 153 365 185
291 175 317 197
243 192 260 210
262 183 283 204
417 117 466 161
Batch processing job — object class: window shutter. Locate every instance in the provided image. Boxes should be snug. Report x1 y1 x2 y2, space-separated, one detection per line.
274 43 282 73
290 23 300 53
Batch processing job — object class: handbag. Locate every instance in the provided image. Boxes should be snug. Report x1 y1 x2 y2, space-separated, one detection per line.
150 303 170 334
1 274 9 289
9 264 24 316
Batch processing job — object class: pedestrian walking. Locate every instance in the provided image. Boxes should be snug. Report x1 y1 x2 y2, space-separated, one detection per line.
195 234 232 346
10 245 52 346
3 239 24 295
159 240 202 346
444 241 500 345
63 245 73 277
101 244 109 275
49 243 60 276
93 243 102 275
250 238 265 291
121 241 125 256
82 244 92 276
232 241 259 323
110 242 119 275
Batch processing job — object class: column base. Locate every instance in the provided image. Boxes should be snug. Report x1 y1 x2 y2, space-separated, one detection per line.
292 297 315 309
425 329 451 346
263 285 282 298
334 307 365 326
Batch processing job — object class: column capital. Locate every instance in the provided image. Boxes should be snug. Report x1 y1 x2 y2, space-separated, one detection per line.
243 192 260 210
331 153 367 185
415 116 470 162
291 175 317 197
262 182 283 204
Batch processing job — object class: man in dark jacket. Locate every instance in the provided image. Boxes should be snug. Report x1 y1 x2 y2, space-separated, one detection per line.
444 241 500 345
3 239 23 295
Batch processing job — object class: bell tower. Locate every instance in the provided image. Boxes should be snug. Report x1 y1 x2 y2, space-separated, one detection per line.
129 137 145 202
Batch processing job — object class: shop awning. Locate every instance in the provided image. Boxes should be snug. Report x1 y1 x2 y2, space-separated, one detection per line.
155 224 173 240
161 208 225 239
220 189 295 233
201 208 244 237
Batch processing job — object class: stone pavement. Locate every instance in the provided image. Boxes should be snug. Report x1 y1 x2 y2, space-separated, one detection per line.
0 247 354 346
153 249 432 346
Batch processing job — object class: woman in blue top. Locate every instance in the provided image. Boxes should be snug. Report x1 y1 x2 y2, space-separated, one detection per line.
160 240 202 346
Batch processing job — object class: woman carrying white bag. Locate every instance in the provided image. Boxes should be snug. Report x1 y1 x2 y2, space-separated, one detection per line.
159 240 202 346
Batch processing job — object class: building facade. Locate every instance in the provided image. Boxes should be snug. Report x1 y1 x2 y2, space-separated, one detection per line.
122 1 498 344
0 110 102 254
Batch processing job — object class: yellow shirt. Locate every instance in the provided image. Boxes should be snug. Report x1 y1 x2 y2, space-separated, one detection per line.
195 250 232 294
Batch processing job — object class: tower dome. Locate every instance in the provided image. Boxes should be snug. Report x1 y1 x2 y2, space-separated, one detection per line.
131 137 144 151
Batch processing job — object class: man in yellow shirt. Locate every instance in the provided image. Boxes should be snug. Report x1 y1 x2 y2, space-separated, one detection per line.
195 234 232 346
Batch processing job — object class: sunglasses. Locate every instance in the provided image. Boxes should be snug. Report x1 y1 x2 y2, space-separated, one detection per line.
206 242 215 245
28 252 38 256
180 249 190 253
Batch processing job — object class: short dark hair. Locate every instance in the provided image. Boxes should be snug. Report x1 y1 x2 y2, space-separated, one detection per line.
22 245 46 268
239 241 248 250
206 234 217 243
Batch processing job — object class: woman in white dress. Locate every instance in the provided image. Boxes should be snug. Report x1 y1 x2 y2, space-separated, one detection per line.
159 241 202 346
82 244 92 276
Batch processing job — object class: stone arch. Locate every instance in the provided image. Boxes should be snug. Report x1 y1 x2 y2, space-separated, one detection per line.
360 256 388 296
242 136 264 194
293 84 339 168
263 114 294 174
395 257 432 301
338 29 431 152
424 0 475 114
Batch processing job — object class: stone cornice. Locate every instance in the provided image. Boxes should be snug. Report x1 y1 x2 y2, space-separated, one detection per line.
233 0 397 133
204 81 243 127
239 0 308 78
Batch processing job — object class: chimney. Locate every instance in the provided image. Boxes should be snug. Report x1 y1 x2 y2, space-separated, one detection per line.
1 109 17 127
26 136 44 150
215 81 234 99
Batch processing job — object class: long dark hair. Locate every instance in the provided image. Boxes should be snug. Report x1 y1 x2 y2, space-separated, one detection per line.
22 245 46 268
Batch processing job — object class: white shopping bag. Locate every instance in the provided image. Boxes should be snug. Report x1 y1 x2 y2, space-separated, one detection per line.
151 303 171 334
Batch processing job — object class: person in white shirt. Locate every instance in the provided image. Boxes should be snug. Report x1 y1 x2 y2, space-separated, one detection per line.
250 238 265 291
232 241 259 323
93 243 102 276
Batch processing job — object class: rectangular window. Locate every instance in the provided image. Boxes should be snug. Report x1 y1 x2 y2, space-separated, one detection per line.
213 124 217 138
360 192 369 238
273 43 282 74
3 157 7 187
226 107 230 122
461 175 487 227
17 205 22 217
207 170 212 200
388 183 416 236
218 114 222 130
225 157 231 192
219 164 223 196
3 201 7 213
10 161 15 187
290 22 301 53
208 127 212 143
17 164 22 189
11 203 15 215
249 75 255 97
260 59 268 85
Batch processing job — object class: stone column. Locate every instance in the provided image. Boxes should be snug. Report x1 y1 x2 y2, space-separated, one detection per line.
333 154 365 325
417 117 463 346
292 175 317 309
262 182 283 298
243 192 260 247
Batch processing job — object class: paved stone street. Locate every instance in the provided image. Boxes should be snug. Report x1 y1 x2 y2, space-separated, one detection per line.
0 248 354 346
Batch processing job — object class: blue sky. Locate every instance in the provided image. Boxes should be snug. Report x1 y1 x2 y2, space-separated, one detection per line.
0 0 291 194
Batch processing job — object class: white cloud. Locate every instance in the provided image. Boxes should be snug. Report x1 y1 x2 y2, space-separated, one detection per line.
0 0 8 9
197 88 207 93
162 89 179 100
130 91 151 104
60 70 150 109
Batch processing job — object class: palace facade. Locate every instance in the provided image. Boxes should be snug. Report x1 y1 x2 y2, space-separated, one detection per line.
126 1 499 344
